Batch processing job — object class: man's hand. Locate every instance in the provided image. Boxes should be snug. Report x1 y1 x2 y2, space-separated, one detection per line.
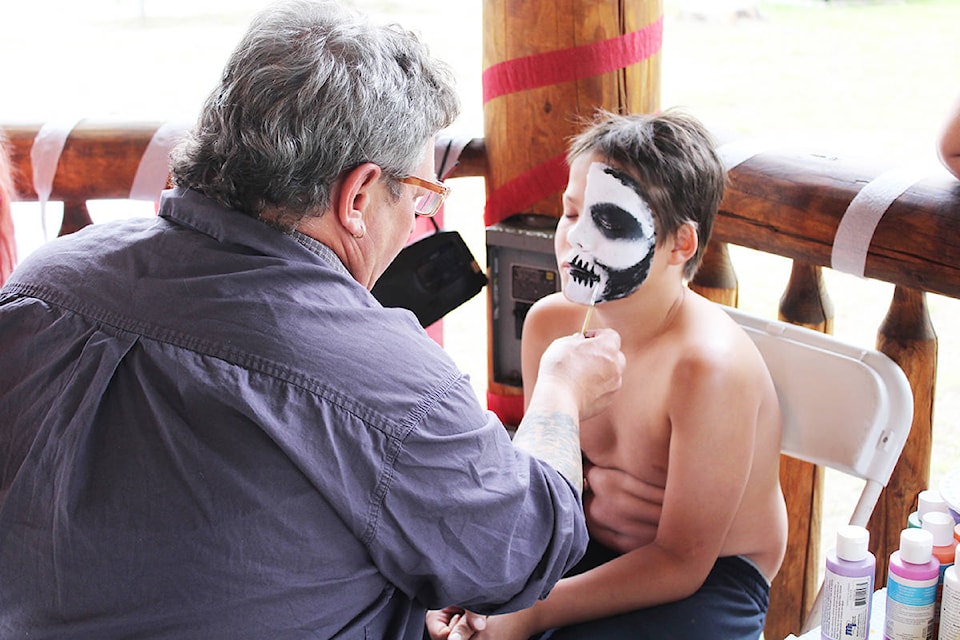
425 607 487 640
534 328 625 422
514 328 624 490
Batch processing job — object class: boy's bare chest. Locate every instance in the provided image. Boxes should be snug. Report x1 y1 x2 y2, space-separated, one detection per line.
579 359 672 476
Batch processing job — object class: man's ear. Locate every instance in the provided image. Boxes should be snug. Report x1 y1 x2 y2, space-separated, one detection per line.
335 162 382 238
669 222 699 265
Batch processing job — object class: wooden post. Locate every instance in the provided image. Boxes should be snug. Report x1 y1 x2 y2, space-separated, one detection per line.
871 285 937 587
778 263 833 333
689 239 738 307
482 0 663 411
767 262 834 640
60 201 93 236
482 0 661 223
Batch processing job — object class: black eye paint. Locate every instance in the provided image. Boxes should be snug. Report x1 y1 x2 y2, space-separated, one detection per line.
590 202 645 240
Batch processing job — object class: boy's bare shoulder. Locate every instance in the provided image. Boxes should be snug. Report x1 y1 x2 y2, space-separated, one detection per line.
524 291 584 335
529 291 579 314
671 298 769 389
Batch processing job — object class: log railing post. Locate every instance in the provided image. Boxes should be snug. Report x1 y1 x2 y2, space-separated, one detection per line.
689 239 738 307
482 0 663 418
779 263 833 333
60 201 93 236
870 286 937 587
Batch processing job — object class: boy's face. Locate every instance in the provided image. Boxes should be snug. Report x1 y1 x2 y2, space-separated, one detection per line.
557 157 657 306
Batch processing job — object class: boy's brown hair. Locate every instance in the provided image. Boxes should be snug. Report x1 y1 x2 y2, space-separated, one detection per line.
567 109 726 280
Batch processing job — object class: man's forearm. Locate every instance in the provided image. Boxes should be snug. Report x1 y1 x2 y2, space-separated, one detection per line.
512 408 582 492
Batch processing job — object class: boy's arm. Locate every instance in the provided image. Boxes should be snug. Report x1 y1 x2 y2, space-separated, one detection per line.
520 293 578 410
939 94 960 180
506 345 764 633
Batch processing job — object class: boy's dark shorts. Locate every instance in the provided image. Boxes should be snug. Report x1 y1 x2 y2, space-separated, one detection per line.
539 538 770 640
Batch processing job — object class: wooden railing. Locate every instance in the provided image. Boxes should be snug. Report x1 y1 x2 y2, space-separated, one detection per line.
5 121 959 640
700 143 957 640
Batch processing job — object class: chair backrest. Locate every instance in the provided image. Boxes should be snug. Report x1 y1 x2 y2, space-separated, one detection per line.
723 306 913 527
724 306 914 635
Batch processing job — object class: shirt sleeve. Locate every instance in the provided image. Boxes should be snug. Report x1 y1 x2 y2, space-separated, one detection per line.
366 374 589 615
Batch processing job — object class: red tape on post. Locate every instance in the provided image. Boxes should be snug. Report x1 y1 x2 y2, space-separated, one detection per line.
487 391 525 429
482 17 663 104
484 153 568 225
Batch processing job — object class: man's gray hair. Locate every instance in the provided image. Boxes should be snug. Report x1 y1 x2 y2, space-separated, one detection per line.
170 0 460 229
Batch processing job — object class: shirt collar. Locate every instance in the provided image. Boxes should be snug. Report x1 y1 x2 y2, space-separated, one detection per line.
289 231 350 277
158 188 352 278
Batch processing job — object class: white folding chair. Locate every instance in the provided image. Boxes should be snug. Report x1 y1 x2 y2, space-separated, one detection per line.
723 306 913 636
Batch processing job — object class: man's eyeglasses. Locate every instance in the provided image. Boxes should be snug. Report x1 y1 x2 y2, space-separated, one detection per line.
399 175 450 217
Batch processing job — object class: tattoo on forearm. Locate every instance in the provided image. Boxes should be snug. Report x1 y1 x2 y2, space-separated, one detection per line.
512 410 583 491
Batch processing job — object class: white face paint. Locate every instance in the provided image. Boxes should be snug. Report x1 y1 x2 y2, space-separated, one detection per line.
563 162 657 305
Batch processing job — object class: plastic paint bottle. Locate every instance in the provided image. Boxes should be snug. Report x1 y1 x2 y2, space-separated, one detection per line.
939 545 960 640
885 528 939 640
925 511 959 638
821 525 875 640
911 490 951 529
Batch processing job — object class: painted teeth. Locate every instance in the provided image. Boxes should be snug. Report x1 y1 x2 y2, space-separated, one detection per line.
570 256 599 286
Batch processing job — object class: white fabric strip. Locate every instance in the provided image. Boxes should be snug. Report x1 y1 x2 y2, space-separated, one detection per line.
716 137 776 172
31 118 81 239
831 165 930 277
435 131 472 180
129 121 191 201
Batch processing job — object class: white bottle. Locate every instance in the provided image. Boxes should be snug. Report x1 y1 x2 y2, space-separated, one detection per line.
912 490 952 529
925 511 959 637
940 544 960 640
821 525 875 640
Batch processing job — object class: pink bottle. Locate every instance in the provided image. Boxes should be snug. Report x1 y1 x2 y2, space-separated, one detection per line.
885 528 940 640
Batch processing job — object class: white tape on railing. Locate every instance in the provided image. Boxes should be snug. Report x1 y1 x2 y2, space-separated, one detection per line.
716 137 777 172
435 131 472 181
31 118 81 239
129 121 191 202
830 165 932 277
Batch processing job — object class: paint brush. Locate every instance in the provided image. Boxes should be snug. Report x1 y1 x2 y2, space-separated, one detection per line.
580 284 600 336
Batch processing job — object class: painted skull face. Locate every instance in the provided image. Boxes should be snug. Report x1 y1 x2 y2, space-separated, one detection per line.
563 162 657 305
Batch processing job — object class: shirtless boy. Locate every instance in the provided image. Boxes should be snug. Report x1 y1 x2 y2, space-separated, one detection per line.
428 110 788 640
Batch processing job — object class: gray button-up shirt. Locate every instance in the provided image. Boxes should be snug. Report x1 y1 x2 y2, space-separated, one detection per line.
0 187 587 639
